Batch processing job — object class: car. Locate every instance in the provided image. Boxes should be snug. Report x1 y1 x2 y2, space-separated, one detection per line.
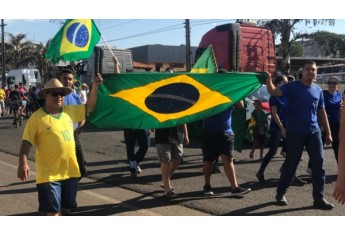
245 85 271 121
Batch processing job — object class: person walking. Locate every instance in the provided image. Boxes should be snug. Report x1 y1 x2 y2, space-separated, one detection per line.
266 61 334 210
202 101 251 196
310 76 342 169
256 75 288 181
112 56 150 178
155 125 189 197
17 75 103 216
249 99 268 159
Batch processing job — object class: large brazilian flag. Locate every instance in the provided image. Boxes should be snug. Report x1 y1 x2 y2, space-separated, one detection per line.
86 72 267 129
46 19 101 64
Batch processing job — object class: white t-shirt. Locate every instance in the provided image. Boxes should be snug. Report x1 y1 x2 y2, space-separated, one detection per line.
80 90 87 104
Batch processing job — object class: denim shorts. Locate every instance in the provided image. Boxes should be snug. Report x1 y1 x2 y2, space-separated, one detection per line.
36 178 79 214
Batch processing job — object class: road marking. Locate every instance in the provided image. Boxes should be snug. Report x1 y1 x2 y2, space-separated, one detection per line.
0 159 160 216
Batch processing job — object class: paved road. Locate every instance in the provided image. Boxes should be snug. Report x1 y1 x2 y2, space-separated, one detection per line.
1 116 344 216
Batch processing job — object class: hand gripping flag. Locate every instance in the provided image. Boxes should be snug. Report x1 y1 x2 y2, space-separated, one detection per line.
46 19 101 64
86 72 267 129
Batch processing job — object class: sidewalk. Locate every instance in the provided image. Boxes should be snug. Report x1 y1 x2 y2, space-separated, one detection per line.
0 151 208 216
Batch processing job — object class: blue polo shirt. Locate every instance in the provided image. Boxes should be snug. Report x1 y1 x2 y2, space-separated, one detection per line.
280 81 324 134
269 95 288 131
323 90 342 125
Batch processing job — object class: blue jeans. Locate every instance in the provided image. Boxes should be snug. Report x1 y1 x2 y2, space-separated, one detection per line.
277 129 325 200
259 129 282 173
124 129 150 165
36 178 79 214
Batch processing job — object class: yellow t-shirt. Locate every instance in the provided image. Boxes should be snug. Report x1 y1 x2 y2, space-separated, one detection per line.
0 89 5 101
23 105 86 184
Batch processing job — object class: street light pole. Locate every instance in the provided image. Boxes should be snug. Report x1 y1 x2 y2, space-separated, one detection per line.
1 19 6 88
185 19 191 72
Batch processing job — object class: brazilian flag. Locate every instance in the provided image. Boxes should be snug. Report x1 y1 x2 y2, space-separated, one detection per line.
191 45 218 73
73 74 82 91
46 19 101 64
86 72 267 129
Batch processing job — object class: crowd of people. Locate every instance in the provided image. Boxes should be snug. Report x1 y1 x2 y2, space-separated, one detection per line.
4 59 345 215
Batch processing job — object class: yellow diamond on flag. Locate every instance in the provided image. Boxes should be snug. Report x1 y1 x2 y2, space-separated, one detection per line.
110 74 232 122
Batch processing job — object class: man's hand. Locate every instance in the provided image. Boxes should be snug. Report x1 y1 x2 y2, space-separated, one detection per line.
94 73 103 87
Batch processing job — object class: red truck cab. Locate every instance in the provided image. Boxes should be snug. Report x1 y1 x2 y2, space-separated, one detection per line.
197 22 276 75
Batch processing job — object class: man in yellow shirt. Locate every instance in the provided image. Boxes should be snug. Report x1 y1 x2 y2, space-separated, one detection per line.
17 74 103 216
0 87 5 117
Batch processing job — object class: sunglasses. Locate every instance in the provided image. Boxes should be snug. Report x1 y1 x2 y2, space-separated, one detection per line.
327 82 338 85
50 91 66 97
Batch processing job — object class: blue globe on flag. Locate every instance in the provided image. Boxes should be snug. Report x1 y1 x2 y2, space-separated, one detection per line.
66 23 89 48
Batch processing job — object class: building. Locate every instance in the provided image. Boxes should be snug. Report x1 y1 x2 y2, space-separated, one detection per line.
129 44 198 72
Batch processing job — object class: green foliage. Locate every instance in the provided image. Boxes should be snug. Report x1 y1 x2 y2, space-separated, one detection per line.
308 31 345 57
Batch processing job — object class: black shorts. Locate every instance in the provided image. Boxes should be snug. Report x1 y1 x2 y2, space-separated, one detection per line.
202 129 234 162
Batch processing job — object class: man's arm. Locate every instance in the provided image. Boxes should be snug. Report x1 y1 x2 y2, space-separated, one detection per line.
317 109 332 145
113 56 120 74
86 73 103 114
18 141 31 181
334 108 345 204
265 71 283 97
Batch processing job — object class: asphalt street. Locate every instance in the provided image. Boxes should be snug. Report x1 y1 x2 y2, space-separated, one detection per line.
1 116 345 216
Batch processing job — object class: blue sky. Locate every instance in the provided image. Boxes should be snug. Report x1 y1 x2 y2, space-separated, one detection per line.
3 19 345 50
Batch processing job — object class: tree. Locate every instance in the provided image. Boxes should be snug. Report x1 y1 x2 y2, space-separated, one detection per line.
5 33 37 69
308 31 345 57
257 19 335 74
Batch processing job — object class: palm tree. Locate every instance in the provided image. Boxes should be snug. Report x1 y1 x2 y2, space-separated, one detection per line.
257 19 335 75
5 33 36 69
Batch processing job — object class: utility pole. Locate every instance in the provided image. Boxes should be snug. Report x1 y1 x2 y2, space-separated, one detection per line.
1 19 6 88
185 19 191 71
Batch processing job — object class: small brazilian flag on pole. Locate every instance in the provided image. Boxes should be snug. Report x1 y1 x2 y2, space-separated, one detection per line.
86 72 267 129
191 45 218 73
46 19 101 64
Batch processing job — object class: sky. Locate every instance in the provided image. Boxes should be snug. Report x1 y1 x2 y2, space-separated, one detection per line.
3 19 345 50
2 1 345 50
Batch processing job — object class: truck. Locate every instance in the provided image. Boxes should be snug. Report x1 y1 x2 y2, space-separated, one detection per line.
77 46 133 84
189 22 276 143
196 22 276 75
6 69 42 89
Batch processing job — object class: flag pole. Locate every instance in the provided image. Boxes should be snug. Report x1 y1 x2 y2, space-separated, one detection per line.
101 35 115 57
101 34 120 73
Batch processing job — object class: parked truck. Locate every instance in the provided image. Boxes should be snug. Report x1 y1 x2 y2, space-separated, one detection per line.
77 46 133 84
196 22 276 75
6 69 42 89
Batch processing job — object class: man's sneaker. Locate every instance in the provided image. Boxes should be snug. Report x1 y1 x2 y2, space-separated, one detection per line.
203 184 214 196
130 168 137 178
136 165 142 174
313 198 334 210
231 186 251 196
291 176 307 186
256 172 266 182
306 168 312 176
276 194 288 205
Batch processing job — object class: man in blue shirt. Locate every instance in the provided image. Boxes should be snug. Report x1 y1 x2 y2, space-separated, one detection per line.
202 101 251 196
266 61 334 210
